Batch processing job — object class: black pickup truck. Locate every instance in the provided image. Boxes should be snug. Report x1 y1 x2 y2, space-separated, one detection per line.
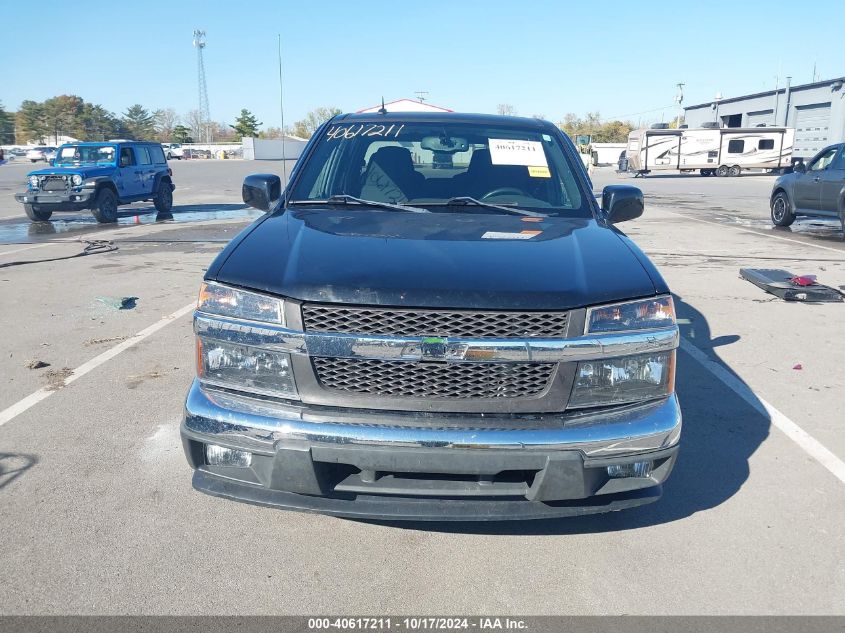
181 112 681 521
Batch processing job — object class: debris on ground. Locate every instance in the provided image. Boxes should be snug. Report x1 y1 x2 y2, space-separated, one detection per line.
25 359 50 370
793 364 803 370
96 296 139 310
84 335 129 346
44 367 73 390
125 370 164 389
739 268 844 302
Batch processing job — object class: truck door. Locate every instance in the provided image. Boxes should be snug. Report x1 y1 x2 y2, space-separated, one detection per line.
818 145 845 215
794 146 838 212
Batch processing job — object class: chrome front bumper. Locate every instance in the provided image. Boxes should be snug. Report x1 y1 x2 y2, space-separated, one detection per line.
182 381 681 520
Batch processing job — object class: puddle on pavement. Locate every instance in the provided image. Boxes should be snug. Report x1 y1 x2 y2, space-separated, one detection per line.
696 211 845 245
0 203 262 244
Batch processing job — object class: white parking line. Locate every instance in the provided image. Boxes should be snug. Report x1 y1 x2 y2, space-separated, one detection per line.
0 302 195 429
0 243 53 257
680 338 845 485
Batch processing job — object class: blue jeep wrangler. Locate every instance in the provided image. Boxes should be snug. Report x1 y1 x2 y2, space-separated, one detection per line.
15 141 175 223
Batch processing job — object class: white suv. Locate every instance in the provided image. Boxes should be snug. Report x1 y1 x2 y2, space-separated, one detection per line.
162 143 184 160
26 147 58 163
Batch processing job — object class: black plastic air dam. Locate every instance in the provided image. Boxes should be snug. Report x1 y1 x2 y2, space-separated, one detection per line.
192 470 662 521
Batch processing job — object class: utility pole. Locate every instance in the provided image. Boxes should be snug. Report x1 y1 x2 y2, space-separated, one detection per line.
675 82 685 128
773 74 780 125
713 92 723 126
193 29 211 143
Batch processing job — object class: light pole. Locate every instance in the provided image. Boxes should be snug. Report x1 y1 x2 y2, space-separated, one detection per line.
712 92 723 126
675 83 685 128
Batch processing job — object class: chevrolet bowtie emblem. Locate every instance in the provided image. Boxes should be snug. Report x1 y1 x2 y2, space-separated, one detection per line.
421 337 448 361
401 337 468 362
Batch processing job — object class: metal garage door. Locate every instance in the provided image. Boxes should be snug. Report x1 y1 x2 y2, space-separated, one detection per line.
746 109 774 127
794 103 831 158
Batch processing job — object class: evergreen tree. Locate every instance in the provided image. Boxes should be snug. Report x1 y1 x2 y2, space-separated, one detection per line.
122 104 156 139
0 101 15 144
230 109 262 139
16 100 47 143
172 125 193 143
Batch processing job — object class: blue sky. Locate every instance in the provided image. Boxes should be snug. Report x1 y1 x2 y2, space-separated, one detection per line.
1 0 842 127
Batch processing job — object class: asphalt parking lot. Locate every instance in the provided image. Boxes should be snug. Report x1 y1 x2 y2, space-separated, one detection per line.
0 160 843 615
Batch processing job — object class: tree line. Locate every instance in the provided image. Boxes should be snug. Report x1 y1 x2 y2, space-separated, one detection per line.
2 95 635 146
559 112 634 143
2 95 344 145
496 105 635 143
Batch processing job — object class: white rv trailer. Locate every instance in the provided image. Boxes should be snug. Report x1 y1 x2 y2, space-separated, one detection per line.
626 127 795 176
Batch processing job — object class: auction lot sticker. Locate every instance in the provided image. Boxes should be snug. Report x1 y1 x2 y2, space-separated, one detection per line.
489 139 547 166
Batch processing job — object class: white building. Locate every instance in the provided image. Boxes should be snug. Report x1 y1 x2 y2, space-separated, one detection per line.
684 76 845 159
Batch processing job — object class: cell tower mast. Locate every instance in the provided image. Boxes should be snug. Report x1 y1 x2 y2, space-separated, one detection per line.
193 29 211 142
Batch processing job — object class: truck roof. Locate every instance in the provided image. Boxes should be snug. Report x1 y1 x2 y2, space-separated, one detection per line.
332 111 558 131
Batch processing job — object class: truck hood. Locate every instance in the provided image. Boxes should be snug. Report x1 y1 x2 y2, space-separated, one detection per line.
28 165 115 179
213 208 660 310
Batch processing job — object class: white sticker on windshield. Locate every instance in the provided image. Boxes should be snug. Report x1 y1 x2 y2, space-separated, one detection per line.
488 139 547 167
60 147 76 157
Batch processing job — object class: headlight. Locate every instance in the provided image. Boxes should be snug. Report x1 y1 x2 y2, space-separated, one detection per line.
71 174 83 186
586 296 675 333
197 337 298 399
568 351 675 409
197 281 284 324
28 175 39 188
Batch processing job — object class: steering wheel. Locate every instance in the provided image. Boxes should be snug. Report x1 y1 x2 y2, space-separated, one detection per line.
480 187 524 200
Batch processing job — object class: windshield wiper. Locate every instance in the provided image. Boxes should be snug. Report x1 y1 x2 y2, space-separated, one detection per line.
290 194 426 213
442 197 544 217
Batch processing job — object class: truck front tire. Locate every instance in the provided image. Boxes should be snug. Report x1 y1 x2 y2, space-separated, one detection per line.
91 188 119 223
24 204 52 222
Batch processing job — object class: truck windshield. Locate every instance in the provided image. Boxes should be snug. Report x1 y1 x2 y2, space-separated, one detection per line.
289 121 588 216
54 145 117 166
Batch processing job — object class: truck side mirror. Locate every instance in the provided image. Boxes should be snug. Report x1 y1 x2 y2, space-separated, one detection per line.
242 173 282 211
793 161 806 174
602 185 644 224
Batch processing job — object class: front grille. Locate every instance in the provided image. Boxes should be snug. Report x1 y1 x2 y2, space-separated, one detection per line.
41 176 68 192
312 357 555 399
302 305 569 338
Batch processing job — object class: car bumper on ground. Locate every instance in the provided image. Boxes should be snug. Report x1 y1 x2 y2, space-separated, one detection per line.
15 189 95 209
182 380 682 520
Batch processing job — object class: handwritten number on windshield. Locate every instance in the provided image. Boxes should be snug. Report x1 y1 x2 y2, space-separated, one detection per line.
325 124 404 141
